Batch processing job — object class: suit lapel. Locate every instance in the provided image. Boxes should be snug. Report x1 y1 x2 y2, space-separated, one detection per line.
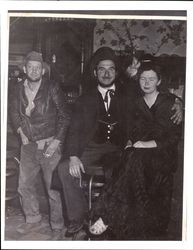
109 84 123 120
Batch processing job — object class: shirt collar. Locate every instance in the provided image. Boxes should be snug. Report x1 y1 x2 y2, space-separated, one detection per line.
97 84 115 99
24 79 41 92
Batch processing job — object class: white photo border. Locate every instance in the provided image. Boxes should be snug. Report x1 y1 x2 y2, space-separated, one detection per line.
1 1 193 250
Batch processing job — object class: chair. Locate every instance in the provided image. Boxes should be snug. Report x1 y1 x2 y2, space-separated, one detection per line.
82 165 105 230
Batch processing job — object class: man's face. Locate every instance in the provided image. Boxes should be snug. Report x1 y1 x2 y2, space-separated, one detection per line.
24 61 44 82
95 60 116 88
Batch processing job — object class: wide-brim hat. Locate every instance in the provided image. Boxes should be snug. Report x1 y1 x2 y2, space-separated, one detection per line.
90 46 119 70
18 51 49 73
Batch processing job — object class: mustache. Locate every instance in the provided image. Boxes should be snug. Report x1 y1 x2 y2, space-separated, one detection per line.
102 77 111 79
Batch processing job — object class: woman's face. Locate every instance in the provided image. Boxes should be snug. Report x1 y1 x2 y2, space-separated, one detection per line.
139 70 161 94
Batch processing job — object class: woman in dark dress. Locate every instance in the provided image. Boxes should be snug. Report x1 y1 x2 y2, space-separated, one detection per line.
89 63 182 240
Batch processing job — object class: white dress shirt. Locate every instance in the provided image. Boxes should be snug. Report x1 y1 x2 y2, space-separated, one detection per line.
97 84 115 111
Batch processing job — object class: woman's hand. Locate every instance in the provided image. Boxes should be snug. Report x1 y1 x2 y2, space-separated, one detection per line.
133 140 157 148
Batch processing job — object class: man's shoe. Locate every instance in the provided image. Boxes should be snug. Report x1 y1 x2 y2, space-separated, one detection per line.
52 228 64 240
72 228 88 240
65 221 83 237
17 221 42 233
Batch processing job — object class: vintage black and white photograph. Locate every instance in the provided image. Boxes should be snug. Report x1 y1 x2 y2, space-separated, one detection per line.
1 3 192 249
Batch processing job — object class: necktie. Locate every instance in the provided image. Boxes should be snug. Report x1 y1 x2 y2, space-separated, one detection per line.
104 89 115 111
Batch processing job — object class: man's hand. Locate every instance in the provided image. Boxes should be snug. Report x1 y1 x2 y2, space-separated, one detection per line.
69 156 85 178
133 140 157 148
125 57 141 78
171 98 183 125
44 138 60 158
18 127 29 145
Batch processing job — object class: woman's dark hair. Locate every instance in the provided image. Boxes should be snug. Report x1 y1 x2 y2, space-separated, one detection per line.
138 62 162 81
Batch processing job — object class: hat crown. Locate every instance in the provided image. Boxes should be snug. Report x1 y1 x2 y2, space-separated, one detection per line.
92 46 118 68
25 51 43 64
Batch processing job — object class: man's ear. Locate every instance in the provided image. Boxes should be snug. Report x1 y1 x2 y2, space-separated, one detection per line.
23 66 26 74
42 68 45 75
94 69 97 77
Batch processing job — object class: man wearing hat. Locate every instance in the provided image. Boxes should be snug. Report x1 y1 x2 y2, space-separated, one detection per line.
9 51 70 232
58 47 134 236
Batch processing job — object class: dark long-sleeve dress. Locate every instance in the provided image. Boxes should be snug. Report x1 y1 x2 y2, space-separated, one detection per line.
90 93 182 240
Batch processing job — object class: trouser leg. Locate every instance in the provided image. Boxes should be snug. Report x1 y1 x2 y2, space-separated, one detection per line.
40 147 64 230
58 142 120 225
58 160 87 225
18 143 42 223
81 142 120 178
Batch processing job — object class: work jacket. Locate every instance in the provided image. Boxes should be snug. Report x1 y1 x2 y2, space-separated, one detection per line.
9 77 70 142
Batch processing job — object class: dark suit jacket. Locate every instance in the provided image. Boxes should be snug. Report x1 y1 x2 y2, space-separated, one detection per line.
65 83 135 158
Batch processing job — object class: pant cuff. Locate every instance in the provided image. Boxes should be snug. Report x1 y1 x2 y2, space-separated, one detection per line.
51 222 64 230
26 214 42 224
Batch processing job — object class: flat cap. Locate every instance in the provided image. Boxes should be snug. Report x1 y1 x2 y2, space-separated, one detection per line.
24 51 44 64
18 51 49 73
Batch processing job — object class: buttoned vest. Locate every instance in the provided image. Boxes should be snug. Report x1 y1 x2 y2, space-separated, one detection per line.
92 92 122 145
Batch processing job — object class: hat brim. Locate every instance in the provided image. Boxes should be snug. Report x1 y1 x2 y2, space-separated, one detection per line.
18 61 50 74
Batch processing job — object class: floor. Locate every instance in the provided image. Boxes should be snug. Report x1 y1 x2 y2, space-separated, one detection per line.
4 133 184 241
4 131 88 241
4 205 87 241
4 159 183 242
